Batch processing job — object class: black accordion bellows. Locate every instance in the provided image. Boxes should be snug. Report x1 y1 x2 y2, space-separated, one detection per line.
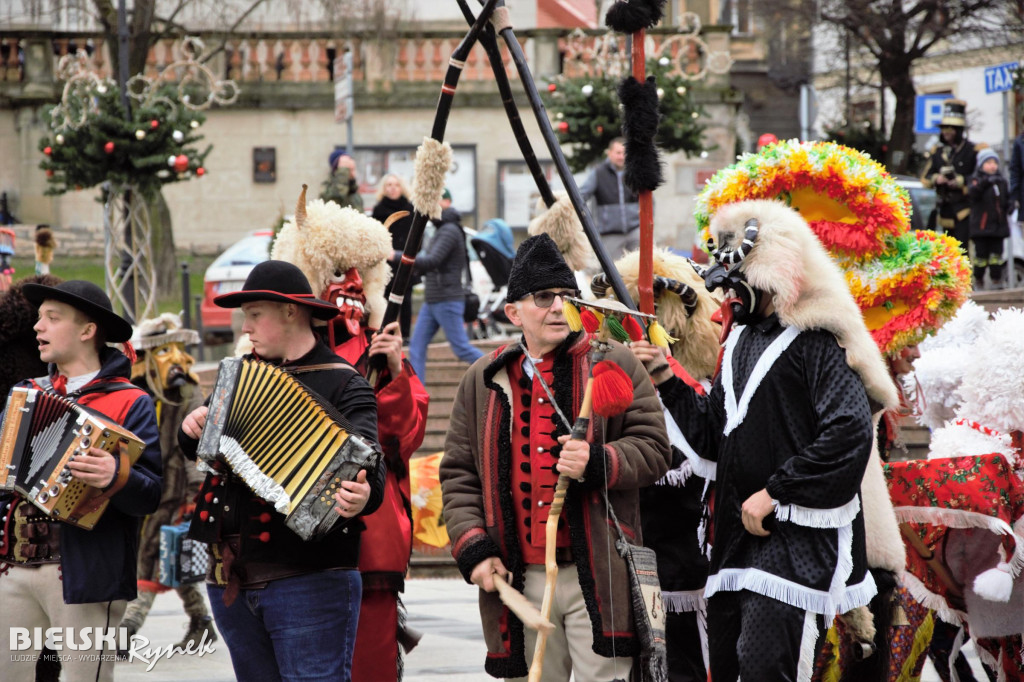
197 358 381 541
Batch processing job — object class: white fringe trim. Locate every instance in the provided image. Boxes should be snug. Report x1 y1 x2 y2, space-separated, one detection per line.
705 565 875 622
722 325 800 436
697 597 709 672
900 571 965 626
948 623 966 682
797 610 819 682
775 497 860 529
656 459 694 488
663 404 717 481
663 588 705 613
829 523 855 610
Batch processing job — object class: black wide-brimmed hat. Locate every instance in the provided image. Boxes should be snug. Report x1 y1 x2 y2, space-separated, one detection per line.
506 233 578 303
214 260 339 320
22 280 134 343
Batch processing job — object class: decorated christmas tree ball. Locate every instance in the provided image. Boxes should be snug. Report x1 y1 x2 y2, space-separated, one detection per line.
196 167 206 177
172 130 184 143
581 84 594 96
173 154 189 173
150 119 159 129
167 155 178 167
104 141 115 154
55 134 64 144
135 129 146 140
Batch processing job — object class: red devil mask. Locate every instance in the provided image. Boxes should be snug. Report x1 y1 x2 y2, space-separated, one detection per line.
320 266 366 338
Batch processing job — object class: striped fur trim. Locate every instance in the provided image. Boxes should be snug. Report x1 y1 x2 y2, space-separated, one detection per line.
722 325 801 436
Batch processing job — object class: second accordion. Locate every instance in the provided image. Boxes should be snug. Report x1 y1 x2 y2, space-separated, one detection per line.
197 357 381 541
0 387 145 529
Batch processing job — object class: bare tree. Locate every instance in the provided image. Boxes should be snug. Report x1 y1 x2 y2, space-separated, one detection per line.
758 0 1024 173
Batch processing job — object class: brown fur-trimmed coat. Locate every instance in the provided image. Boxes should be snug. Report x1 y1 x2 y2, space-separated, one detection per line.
440 332 671 678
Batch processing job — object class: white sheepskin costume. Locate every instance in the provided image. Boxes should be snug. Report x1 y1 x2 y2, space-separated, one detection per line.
272 185 393 329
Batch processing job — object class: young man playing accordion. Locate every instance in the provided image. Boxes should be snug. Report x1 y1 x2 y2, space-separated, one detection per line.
0 280 162 682
179 259 385 681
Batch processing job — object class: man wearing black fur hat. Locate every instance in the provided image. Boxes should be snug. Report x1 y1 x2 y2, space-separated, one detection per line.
178 259 385 681
441 233 671 680
921 99 988 246
0 280 162 682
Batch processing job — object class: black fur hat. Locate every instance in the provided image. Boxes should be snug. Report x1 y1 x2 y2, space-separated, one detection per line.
605 0 667 33
505 234 578 303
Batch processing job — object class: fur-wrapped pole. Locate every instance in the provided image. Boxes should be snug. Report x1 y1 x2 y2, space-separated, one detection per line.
456 0 557 209
481 2 636 313
606 0 667 316
368 0 500 382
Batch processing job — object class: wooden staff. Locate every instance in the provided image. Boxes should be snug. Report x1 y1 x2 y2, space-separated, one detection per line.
368 0 501 384
628 27 655 316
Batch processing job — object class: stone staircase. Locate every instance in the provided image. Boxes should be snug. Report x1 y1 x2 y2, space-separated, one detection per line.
415 338 506 456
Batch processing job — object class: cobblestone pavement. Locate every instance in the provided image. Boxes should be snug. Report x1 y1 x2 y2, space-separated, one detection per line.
111 578 984 681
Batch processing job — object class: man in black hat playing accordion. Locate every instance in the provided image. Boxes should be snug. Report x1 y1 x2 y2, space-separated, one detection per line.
0 279 162 682
179 259 385 681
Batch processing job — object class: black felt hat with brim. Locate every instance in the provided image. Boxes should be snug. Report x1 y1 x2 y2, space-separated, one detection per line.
214 260 339 321
22 280 134 343
506 233 578 303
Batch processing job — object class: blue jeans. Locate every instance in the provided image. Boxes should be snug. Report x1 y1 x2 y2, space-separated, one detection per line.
208 570 361 682
409 298 484 381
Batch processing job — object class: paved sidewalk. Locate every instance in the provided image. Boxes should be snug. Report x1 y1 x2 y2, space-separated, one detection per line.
114 577 485 681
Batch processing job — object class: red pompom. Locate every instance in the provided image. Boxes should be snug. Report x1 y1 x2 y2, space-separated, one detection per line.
257 532 271 543
104 141 115 154
43 146 52 155
547 82 557 92
199 510 209 521
204 492 214 503
623 316 644 342
210 476 221 487
259 512 271 523
121 340 137 365
580 309 600 333
557 121 569 133
591 360 633 417
196 167 205 176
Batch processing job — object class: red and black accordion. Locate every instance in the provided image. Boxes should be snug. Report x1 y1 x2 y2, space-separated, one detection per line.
197 357 381 541
0 387 145 529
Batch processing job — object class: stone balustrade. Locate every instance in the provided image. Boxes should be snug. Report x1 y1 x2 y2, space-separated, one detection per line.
0 26 735 93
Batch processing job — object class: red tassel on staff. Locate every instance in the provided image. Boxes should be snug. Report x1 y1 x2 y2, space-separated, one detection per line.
591 360 634 417
580 309 601 334
622 315 644 342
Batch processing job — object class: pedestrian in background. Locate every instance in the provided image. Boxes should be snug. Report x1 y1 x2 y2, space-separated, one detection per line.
322 148 364 212
579 137 640 260
921 100 986 246
407 189 483 382
373 173 416 340
967 148 1010 290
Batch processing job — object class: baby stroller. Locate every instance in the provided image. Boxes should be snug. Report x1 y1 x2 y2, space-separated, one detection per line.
469 218 516 339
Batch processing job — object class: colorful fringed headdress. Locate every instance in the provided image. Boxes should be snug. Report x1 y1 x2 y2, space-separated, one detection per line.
696 139 912 259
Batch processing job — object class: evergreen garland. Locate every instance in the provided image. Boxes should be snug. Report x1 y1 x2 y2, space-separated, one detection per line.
38 82 212 197
541 56 707 173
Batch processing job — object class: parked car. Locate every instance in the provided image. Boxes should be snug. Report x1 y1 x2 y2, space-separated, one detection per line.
200 229 273 342
894 175 937 233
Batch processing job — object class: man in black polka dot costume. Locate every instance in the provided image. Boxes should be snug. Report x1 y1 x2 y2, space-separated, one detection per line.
640 199 898 682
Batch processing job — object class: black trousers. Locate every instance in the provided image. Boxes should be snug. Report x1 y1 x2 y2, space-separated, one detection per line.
666 610 707 682
707 590 825 682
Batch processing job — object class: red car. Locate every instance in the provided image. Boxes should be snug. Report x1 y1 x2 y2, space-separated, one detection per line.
200 230 273 342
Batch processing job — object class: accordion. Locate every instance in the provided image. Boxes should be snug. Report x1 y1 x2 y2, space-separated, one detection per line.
159 521 209 586
197 357 381 541
0 387 145 529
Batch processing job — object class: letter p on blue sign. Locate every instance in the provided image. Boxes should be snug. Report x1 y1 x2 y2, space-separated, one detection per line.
915 94 953 135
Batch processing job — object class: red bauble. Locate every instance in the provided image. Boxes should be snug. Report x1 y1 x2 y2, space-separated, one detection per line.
597 125 604 134
43 146 52 156
547 83 557 92
196 167 206 177
104 141 115 154
173 154 189 173
150 119 159 129
557 121 569 133
45 169 54 177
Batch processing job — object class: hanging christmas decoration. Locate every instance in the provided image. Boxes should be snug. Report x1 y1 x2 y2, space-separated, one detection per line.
37 36 235 197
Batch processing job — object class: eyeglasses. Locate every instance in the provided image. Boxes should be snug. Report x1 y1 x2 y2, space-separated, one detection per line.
525 289 579 308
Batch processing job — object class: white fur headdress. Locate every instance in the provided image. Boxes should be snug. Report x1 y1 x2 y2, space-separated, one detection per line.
708 199 898 410
955 307 1024 434
131 312 199 349
272 186 393 328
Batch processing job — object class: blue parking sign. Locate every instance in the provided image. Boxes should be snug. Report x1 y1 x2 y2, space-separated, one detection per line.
914 94 953 134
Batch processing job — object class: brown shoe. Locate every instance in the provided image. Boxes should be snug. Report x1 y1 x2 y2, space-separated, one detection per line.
175 615 218 651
